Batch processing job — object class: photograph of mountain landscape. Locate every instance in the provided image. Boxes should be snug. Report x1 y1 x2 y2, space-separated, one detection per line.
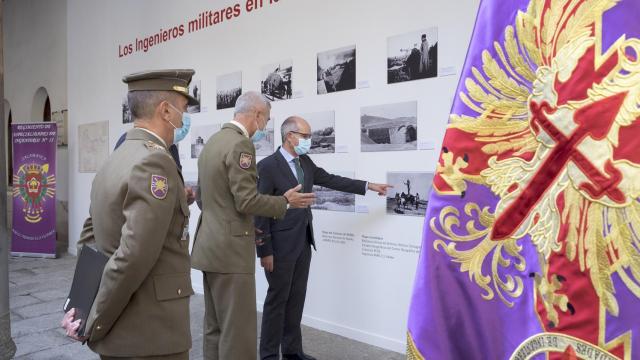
317 45 356 94
302 110 335 154
311 171 356 212
361 101 417 152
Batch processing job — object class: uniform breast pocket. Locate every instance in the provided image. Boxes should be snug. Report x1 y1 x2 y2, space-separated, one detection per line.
229 220 253 239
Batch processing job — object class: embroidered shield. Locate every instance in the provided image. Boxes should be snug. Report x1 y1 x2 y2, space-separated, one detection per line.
151 175 168 199
239 153 252 169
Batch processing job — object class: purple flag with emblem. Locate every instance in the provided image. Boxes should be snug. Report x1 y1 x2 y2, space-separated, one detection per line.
11 123 57 258
407 0 640 359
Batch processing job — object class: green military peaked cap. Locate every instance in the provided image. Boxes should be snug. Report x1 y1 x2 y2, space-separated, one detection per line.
122 69 199 106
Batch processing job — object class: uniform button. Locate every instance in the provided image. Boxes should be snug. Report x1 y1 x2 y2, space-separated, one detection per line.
244 231 249 235
96 325 102 331
177 288 182 295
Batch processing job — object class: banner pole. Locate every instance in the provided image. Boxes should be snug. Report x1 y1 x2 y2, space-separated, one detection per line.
0 0 17 357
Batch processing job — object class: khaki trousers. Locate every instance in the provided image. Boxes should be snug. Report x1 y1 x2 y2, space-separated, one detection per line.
202 271 257 360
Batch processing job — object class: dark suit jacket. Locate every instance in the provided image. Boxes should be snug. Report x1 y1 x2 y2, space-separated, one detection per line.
255 147 366 262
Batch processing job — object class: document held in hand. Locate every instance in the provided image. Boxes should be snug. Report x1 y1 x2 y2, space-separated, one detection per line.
63 244 109 336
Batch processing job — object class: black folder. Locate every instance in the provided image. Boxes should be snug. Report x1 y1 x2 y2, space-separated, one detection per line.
63 245 109 336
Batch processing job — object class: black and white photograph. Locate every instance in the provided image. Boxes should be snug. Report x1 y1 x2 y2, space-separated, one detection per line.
311 171 356 213
254 120 275 156
188 79 202 113
190 124 220 159
261 60 293 101
386 172 433 217
387 27 438 83
317 45 356 94
361 101 417 152
216 71 242 110
302 111 335 154
122 95 132 124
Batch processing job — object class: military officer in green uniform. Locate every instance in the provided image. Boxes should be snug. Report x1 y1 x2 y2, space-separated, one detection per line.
191 91 315 360
62 69 198 360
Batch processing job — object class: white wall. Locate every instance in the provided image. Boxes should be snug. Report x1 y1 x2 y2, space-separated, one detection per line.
3 0 69 203
66 0 479 353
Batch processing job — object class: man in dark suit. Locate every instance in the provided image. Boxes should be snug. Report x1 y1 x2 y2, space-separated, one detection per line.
255 116 391 360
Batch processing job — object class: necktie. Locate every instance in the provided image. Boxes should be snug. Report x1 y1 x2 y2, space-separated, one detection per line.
293 158 304 189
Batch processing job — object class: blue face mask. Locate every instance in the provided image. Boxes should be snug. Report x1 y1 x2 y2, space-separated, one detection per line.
251 116 267 143
294 137 312 155
168 103 191 143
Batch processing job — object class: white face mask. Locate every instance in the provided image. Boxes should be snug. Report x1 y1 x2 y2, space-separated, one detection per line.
293 137 312 155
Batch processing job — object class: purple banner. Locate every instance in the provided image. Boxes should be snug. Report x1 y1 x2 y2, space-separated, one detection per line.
11 123 57 257
407 0 640 359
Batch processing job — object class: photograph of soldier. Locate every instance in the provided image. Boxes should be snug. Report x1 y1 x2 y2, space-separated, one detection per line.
311 170 356 212
317 45 356 94
216 71 242 110
188 79 202 113
386 172 433 216
190 124 221 159
387 27 438 83
121 95 132 124
261 60 293 101
301 110 335 154
361 101 418 152
254 119 275 156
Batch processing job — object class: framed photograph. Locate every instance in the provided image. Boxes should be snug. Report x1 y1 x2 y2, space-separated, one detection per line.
217 71 242 110
188 79 202 113
301 111 335 154
254 119 275 156
122 95 132 124
387 27 438 83
261 60 293 101
361 101 417 152
190 124 221 159
52 110 68 147
386 172 433 217
311 171 356 212
317 45 356 94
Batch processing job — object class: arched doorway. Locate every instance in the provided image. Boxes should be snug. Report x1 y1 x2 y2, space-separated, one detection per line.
31 87 50 123
43 96 51 122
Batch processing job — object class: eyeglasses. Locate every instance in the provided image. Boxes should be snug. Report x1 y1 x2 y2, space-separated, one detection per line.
290 131 312 140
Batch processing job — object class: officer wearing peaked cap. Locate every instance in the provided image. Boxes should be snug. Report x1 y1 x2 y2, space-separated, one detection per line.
62 69 198 360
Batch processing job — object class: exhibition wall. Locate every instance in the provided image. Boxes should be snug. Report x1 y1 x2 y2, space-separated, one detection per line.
66 0 480 352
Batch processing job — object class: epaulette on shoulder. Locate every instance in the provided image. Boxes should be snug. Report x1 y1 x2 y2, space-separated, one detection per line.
144 141 167 152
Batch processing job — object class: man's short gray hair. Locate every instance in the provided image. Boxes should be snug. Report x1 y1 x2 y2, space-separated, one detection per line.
128 90 177 120
280 116 300 140
234 91 271 116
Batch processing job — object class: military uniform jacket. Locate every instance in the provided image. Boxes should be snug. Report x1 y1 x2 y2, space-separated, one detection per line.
77 128 193 357
191 123 287 274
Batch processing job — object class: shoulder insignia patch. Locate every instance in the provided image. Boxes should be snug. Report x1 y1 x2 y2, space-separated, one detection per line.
239 152 253 169
144 141 166 151
151 174 169 199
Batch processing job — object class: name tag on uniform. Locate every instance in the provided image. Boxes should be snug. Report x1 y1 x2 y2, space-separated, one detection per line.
181 223 189 241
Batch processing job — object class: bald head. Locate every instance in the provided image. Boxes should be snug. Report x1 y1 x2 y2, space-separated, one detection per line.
280 116 308 140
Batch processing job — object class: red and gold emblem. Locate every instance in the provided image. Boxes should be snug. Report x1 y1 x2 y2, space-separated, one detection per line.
427 0 640 358
12 163 56 223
